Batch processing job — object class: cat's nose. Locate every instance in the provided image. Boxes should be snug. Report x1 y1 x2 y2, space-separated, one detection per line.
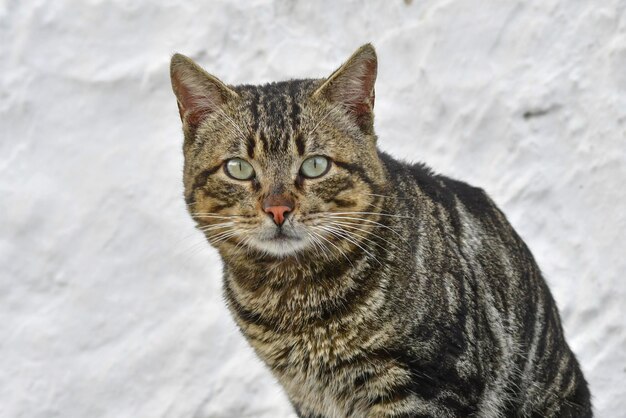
264 206 291 226
262 195 294 226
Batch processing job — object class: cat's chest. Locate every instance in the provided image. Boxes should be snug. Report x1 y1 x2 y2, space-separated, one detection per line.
254 325 369 418
226 269 389 416
246 319 363 374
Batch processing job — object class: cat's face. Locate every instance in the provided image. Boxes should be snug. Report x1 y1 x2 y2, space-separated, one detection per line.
171 45 386 258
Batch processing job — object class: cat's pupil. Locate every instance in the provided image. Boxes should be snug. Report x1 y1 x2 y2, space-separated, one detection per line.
225 158 254 180
300 156 329 178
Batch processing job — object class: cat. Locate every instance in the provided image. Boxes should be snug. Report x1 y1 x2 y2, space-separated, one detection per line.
169 44 592 418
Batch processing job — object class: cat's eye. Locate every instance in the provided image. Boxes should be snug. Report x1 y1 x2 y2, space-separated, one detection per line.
300 156 330 179
225 158 255 180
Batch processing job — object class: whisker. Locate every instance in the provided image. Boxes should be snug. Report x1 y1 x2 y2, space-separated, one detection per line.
198 222 235 232
325 221 403 252
322 223 387 253
314 225 381 265
174 221 236 251
231 235 253 258
314 227 382 265
191 213 248 218
309 228 355 268
206 230 234 241
206 229 238 245
327 211 416 220
179 241 210 261
208 235 238 246
177 232 217 263
320 216 402 231
317 215 407 241
305 230 332 263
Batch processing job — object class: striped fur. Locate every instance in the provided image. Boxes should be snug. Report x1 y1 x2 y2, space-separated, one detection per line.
170 44 591 417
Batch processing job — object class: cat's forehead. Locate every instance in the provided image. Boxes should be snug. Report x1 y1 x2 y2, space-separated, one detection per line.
233 79 320 139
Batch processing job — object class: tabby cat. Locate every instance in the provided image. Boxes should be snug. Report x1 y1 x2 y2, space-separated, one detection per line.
169 44 592 417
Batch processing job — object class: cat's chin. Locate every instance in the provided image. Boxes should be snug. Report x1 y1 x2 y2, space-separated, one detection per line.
250 236 310 258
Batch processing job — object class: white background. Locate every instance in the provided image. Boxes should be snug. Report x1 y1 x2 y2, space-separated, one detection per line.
1 1 624 417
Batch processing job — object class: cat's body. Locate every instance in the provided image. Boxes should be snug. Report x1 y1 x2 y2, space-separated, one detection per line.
170 44 591 417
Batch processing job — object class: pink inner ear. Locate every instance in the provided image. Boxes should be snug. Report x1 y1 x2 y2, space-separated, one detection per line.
173 75 222 128
329 57 376 128
351 59 376 118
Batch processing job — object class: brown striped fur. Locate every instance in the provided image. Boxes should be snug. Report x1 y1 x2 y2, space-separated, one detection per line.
170 44 591 417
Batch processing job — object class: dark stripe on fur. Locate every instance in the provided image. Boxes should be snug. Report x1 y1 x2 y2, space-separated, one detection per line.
185 163 222 205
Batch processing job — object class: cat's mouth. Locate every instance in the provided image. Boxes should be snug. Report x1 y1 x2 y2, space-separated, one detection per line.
270 229 297 240
260 231 303 245
251 226 310 257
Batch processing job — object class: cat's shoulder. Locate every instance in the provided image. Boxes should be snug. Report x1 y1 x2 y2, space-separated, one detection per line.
378 150 499 219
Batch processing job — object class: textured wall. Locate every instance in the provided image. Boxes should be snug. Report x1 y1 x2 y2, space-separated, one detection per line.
1 1 624 417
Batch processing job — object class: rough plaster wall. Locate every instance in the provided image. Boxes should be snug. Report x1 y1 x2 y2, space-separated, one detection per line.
1 0 624 417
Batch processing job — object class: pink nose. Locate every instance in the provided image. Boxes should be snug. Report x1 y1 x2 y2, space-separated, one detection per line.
264 205 291 226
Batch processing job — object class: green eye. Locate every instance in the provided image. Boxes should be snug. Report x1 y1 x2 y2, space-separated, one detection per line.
225 158 255 180
300 155 330 179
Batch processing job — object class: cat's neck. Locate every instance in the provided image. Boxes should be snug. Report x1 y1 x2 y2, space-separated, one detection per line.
222 244 370 296
219 212 397 331
222 250 386 333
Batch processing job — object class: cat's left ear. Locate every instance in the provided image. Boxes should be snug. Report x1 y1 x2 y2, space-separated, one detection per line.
313 43 378 132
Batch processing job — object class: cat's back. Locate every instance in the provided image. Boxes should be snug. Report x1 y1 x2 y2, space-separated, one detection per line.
380 149 549 349
379 151 592 417
379 150 501 226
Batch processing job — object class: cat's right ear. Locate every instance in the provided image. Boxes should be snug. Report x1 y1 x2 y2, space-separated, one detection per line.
170 54 238 128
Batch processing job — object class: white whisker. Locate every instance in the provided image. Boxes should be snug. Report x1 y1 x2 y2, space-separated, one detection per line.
305 230 332 263
318 215 407 241
207 229 238 245
191 213 247 218
325 220 403 252
198 222 235 231
314 225 381 265
309 228 354 268
328 211 416 219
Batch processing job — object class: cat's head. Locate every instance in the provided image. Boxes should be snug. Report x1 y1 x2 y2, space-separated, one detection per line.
170 44 388 258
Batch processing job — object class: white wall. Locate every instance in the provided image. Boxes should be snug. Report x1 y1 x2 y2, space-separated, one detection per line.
1 1 624 417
